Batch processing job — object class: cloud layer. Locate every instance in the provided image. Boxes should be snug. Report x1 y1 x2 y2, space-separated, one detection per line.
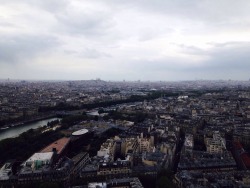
0 0 250 81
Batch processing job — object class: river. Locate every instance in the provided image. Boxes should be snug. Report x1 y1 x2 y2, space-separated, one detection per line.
0 118 61 141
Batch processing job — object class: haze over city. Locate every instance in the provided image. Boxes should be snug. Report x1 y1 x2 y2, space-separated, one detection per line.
1 0 250 81
2 1 250 187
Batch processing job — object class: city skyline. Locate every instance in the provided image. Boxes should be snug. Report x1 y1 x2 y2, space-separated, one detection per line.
1 0 250 81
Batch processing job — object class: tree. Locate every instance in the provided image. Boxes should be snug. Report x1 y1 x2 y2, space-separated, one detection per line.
39 182 60 188
157 176 174 188
156 169 175 188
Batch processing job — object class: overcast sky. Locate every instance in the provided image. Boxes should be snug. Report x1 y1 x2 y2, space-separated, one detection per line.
0 0 250 81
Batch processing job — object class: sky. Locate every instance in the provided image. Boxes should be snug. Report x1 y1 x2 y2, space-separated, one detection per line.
0 0 250 81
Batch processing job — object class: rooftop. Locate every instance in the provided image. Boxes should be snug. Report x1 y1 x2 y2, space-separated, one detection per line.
240 153 250 169
25 152 54 164
40 137 70 154
0 162 12 180
88 182 107 188
72 129 89 136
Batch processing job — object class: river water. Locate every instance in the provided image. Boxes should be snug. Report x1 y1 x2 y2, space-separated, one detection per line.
0 118 61 141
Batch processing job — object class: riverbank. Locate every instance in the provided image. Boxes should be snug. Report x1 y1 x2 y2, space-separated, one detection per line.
0 126 63 165
0 117 61 141
0 115 57 131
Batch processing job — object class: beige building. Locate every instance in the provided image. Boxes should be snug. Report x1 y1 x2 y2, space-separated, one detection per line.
205 131 226 154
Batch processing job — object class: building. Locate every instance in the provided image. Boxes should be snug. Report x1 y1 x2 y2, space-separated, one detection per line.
97 160 131 178
71 152 90 175
121 137 139 157
0 162 13 181
40 137 70 160
97 139 116 161
138 138 150 153
183 134 193 154
205 131 226 154
87 177 144 188
18 156 73 184
23 152 54 170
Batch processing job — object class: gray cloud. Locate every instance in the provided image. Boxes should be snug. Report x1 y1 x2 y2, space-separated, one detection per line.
50 2 115 38
79 48 111 59
205 42 250 70
175 41 250 71
55 13 114 37
106 0 250 24
167 42 250 80
175 44 207 55
63 48 111 59
0 0 250 80
178 42 250 70
122 41 250 80
0 0 69 12
0 35 59 64
208 41 250 48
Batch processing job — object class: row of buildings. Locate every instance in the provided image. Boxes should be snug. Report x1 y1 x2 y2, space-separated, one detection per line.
1 80 250 187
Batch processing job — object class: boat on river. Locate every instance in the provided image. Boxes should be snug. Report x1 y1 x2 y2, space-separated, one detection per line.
0 126 10 130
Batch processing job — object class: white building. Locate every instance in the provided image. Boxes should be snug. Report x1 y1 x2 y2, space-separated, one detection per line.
24 152 54 171
205 131 226 154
